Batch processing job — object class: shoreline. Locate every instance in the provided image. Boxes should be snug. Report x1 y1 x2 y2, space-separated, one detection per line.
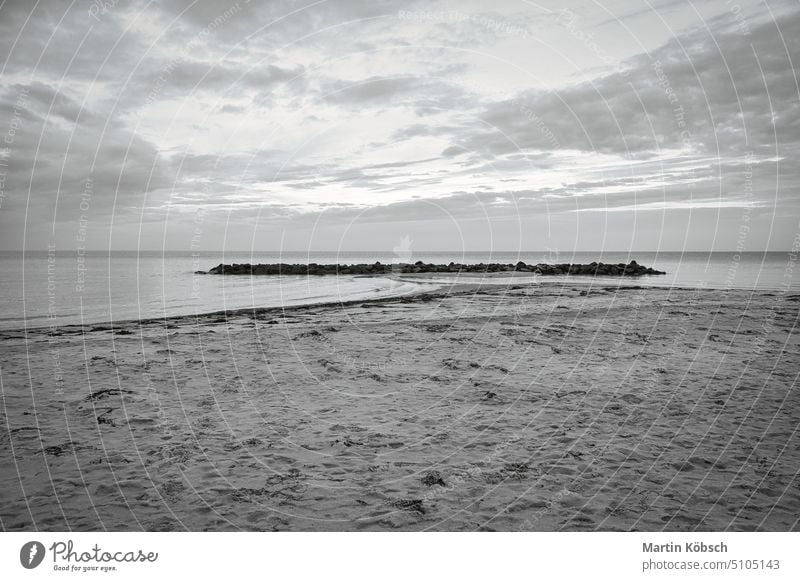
0 278 764 336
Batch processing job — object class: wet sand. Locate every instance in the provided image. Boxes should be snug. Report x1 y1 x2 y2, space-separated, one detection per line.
1 282 799 531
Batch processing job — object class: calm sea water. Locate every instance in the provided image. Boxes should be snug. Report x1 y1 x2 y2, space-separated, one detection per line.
0 251 797 330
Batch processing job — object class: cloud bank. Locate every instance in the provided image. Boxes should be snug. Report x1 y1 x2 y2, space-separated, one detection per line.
0 0 797 251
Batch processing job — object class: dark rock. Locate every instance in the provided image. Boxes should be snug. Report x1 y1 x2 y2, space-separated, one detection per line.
85 388 133 401
96 410 117 426
43 441 85 456
421 471 446 487
392 499 426 514
501 462 530 479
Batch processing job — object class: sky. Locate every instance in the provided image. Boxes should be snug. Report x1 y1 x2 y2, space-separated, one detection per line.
0 0 798 252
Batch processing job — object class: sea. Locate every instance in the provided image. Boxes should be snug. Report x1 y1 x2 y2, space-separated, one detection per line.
0 251 797 330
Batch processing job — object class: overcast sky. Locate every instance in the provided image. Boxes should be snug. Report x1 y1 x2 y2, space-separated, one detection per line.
0 0 798 252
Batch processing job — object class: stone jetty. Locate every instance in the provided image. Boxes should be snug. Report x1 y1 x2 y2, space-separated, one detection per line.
200 260 665 276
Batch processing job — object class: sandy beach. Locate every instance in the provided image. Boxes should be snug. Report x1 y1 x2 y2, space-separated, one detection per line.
1 281 799 531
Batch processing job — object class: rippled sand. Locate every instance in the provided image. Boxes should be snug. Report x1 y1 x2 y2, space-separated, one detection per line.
1 283 799 531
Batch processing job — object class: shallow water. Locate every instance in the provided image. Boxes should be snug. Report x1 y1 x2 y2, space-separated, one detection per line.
0 252 435 330
0 251 797 330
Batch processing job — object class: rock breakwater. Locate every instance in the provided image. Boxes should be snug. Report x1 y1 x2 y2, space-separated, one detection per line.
201 260 665 276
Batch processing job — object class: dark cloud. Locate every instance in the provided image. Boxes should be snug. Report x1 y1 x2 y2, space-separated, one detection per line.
0 0 148 82
0 82 167 216
466 9 800 158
